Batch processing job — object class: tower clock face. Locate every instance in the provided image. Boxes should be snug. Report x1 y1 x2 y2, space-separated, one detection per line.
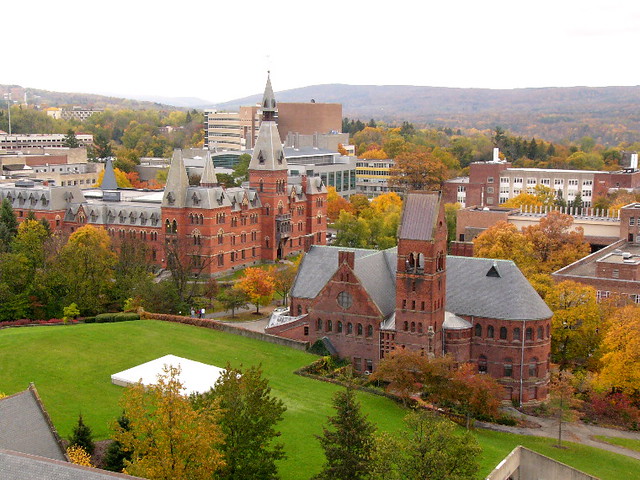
337 291 353 309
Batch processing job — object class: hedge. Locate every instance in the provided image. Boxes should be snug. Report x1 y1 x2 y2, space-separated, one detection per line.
86 313 140 324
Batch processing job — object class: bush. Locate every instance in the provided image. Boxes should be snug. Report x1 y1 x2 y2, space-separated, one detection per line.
83 317 96 324
308 339 331 356
94 313 140 323
69 414 95 455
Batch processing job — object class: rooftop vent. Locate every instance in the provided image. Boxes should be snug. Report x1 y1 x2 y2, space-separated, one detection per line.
486 261 501 278
14 180 35 188
622 252 632 259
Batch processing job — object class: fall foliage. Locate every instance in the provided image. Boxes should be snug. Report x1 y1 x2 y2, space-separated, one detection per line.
236 267 275 314
388 149 447 191
66 445 94 468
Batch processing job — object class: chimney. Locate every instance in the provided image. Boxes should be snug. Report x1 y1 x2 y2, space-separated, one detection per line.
338 250 355 269
493 148 500 162
631 153 638 170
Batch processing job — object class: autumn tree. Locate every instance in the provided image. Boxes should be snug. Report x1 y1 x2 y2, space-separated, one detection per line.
473 221 536 275
237 267 275 314
503 185 557 209
66 445 94 467
444 203 460 244
546 281 602 370
191 365 286 480
327 186 355 222
388 149 447 191
272 260 299 307
549 370 576 448
313 386 376 480
597 305 640 396
53 225 116 315
114 365 225 479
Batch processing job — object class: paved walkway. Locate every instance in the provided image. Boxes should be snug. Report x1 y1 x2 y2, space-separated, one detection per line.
478 407 640 460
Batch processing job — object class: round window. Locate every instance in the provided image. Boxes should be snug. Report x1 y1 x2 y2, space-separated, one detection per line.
337 291 353 309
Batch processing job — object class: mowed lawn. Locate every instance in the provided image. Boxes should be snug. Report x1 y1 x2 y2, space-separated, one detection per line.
1 321 638 480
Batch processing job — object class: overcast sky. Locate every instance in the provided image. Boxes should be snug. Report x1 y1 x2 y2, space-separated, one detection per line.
5 0 640 103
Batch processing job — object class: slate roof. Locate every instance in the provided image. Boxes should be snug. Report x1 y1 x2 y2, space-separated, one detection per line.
0 385 67 461
443 311 472 330
291 245 397 317
398 192 440 241
248 121 287 171
446 257 552 321
292 249 551 323
101 158 117 190
0 449 144 480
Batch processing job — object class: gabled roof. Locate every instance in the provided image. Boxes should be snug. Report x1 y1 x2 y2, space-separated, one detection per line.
249 121 287 171
446 257 552 321
101 158 117 190
0 384 67 461
199 151 218 187
0 449 144 479
398 192 440 241
292 246 397 317
163 149 189 207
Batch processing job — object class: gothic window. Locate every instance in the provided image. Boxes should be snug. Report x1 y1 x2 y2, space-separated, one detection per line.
407 253 415 272
367 325 373 337
546 324 550 338
436 252 444 272
172 220 177 234
410 322 415 333
259 179 264 192
357 323 363 336
337 291 353 309
487 325 495 338
417 323 423 334
347 322 353 334
327 320 332 332
165 219 171 234
403 321 408 331
199 214 204 224
258 151 265 165
475 323 482 337
189 213 194 224
337 321 343 333
499 326 507 340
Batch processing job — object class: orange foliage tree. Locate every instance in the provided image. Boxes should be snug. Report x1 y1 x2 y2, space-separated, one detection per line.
237 267 275 314
389 149 447 191
326 186 354 222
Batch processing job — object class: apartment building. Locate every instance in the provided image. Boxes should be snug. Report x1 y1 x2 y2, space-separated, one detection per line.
355 158 395 197
0 133 93 150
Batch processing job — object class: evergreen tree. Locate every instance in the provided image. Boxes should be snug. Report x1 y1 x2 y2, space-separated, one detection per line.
93 133 113 160
40 217 52 237
0 198 18 252
313 387 375 480
63 129 80 148
69 414 95 455
571 193 584 210
104 414 132 472
191 365 287 480
367 118 376 128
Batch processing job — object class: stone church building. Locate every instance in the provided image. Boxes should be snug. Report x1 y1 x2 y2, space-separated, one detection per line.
267 191 552 402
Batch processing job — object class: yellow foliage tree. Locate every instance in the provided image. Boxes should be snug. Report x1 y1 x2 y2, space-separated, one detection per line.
114 365 225 479
236 267 276 314
67 445 94 467
358 148 388 160
94 167 133 188
326 186 355 222
503 185 557 209
370 192 402 216
597 305 640 396
472 221 536 275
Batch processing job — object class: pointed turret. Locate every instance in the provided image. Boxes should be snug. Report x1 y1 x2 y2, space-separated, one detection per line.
101 157 118 190
249 73 287 172
200 151 218 188
162 149 189 206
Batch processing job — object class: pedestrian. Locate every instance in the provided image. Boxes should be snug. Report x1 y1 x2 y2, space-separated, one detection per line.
190 308 195 317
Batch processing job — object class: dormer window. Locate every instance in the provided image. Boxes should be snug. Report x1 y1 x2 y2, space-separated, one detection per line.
166 192 175 205
258 151 265 165
278 151 284 164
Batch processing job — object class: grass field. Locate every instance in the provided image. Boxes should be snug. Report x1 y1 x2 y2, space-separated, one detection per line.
594 435 640 453
1 321 638 479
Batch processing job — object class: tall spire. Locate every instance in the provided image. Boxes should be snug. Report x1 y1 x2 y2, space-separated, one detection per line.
200 151 218 188
249 73 287 172
101 157 117 190
261 71 277 122
162 149 189 206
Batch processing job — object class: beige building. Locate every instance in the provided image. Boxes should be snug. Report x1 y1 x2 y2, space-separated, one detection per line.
0 133 93 150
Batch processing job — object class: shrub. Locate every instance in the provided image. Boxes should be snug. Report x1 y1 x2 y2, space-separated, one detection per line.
94 312 140 323
69 414 95 455
308 339 331 356
83 317 96 324
582 392 640 429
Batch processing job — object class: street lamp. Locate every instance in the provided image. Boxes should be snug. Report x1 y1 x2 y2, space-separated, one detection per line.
3 93 11 135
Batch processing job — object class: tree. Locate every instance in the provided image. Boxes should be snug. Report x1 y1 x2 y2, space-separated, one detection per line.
334 211 371 248
236 267 275 314
69 414 95 455
164 235 213 310
12 219 49 273
549 370 576 448
191 365 286 480
233 153 251 182
473 221 535 275
392 411 481 480
66 445 94 467
216 286 249 318
112 237 154 308
327 186 355 222
444 203 460 244
597 305 640 396
389 149 447 191
313 387 375 480
502 185 557 209
103 414 133 472
54 225 116 315
93 133 114 160
546 281 602 370
113 365 225 479
0 198 18 252
272 261 299 307
63 129 80 148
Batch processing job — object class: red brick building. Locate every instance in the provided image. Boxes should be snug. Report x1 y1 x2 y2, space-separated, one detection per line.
0 76 328 276
267 191 552 402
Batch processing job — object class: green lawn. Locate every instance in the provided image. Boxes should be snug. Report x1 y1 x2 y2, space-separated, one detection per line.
1 321 638 480
594 435 640 453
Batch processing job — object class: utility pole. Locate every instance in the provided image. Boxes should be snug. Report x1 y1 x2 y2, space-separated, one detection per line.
4 92 11 135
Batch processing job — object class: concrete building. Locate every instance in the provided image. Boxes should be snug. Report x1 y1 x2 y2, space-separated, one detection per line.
0 76 328 276
0 133 93 150
267 191 551 403
444 150 640 208
203 106 260 151
355 158 395 197
45 107 103 122
284 131 349 152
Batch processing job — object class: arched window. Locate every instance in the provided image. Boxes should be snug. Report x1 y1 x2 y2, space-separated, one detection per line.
475 323 482 337
537 326 544 339
316 318 322 331
526 328 533 341
529 358 538 377
407 253 415 271
487 325 495 338
165 219 171 233
403 321 408 331
357 323 363 336
189 213 194 224
503 359 513 377
513 327 521 341
297 305 302 315
337 321 343 333
500 327 507 340
172 219 177 233
347 322 353 334
478 355 488 373
546 324 550 338
199 214 204 224
367 325 373 337
327 320 333 332
410 322 415 333
417 323 423 334
259 179 264 192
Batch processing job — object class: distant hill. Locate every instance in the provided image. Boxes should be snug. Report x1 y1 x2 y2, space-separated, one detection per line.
217 84 640 145
127 95 215 108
